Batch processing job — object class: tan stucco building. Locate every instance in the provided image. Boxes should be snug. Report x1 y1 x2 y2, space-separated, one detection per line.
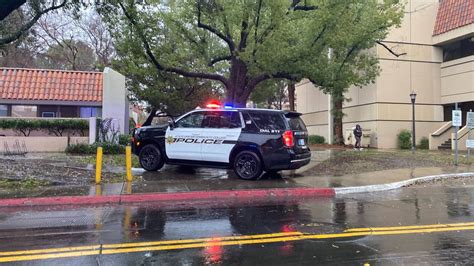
296 0 474 149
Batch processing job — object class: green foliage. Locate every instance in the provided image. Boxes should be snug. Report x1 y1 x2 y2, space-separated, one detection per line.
250 79 287 109
419 137 429 150
0 178 50 190
398 130 412 150
65 143 95 154
65 142 126 154
308 135 325 145
0 119 88 136
100 0 403 106
118 134 131 146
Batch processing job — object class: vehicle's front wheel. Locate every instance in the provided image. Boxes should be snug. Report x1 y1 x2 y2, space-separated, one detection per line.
233 151 263 180
139 144 165 171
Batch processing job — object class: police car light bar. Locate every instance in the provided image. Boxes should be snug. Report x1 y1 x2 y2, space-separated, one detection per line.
206 100 222 109
206 103 221 109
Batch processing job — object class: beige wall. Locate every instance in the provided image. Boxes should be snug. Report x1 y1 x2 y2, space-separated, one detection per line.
296 0 446 148
1 137 88 153
440 56 474 104
103 67 128 134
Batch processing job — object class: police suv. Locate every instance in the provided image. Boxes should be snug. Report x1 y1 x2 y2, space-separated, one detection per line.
132 105 311 180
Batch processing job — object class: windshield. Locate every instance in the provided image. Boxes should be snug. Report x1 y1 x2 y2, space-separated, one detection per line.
287 116 307 131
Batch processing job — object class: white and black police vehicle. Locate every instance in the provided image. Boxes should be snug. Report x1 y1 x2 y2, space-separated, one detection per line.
132 101 311 180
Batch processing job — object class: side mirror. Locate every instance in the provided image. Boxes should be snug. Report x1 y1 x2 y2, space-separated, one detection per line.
168 120 175 130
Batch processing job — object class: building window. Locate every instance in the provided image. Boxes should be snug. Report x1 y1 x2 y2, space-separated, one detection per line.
443 38 474 62
11 105 37 117
42 112 56 118
0 105 7 117
80 107 101 118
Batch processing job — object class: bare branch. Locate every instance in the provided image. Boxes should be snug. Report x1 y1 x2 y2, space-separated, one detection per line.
247 71 298 90
0 0 67 46
118 2 228 85
208 55 231 66
0 0 26 21
252 0 263 58
376 41 406 57
289 0 318 12
197 0 235 52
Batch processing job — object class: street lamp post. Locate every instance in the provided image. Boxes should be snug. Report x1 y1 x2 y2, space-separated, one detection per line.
410 91 417 153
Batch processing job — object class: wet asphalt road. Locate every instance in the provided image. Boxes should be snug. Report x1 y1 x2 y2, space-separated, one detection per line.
0 183 474 265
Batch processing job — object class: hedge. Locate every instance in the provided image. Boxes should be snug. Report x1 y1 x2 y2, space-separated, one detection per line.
308 135 325 144
66 142 126 154
0 119 88 136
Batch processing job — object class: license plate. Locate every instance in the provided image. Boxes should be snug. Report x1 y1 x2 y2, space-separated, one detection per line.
298 139 305 146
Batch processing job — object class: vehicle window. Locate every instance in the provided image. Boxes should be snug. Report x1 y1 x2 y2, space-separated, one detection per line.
287 117 307 131
151 116 169 126
175 112 205 128
202 111 242 128
248 112 286 130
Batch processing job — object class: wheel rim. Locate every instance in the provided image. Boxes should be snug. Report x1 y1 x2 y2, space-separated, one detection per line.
236 154 258 179
141 147 159 169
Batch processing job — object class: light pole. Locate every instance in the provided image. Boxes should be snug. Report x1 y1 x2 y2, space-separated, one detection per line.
410 91 417 153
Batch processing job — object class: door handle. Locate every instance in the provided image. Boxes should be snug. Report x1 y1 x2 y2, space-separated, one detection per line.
192 133 200 136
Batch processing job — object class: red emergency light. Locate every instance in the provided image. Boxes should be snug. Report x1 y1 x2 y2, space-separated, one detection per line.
206 100 222 109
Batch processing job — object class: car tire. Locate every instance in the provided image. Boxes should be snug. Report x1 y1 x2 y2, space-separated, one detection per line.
233 150 263 180
139 144 165 171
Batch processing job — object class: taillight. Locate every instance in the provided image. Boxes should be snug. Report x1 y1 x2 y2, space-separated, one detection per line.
282 130 294 148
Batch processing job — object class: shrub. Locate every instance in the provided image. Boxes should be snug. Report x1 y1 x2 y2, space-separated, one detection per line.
398 130 412 149
308 135 325 144
118 134 132 146
0 118 88 136
419 137 429 150
66 142 126 154
99 142 126 154
13 119 40 136
65 143 95 154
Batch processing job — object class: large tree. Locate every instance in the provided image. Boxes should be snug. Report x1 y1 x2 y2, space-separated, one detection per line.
99 0 402 108
0 0 72 46
250 79 287 109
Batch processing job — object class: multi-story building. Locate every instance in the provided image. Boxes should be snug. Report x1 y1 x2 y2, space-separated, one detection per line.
296 0 474 149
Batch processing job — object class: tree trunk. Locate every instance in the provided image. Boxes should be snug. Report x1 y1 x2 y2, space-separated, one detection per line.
333 95 344 145
288 82 295 111
225 58 248 107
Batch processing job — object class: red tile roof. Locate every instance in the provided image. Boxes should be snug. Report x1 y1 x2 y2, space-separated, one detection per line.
433 0 474 36
0 68 103 103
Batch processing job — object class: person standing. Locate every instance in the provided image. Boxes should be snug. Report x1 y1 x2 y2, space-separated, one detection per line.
353 124 363 150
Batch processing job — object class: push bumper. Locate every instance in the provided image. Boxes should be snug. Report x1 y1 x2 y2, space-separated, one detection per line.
264 150 311 171
288 152 311 169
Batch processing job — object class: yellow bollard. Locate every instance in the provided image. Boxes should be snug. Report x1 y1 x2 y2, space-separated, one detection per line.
126 146 133 182
126 181 132 194
95 147 103 184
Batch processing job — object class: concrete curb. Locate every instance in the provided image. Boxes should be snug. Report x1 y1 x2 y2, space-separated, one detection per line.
334 172 474 195
0 187 335 207
1 172 473 207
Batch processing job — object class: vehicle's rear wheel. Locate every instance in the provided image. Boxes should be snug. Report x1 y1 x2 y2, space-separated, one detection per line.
139 144 165 171
233 151 263 180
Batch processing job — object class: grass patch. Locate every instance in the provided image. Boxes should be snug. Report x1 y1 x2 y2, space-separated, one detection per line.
75 154 141 168
0 178 51 190
305 149 472 176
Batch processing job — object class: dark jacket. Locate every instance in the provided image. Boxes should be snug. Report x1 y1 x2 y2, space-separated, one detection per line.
353 126 362 138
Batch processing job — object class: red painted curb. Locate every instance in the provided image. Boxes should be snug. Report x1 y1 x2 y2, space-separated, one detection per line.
0 195 121 207
0 188 335 207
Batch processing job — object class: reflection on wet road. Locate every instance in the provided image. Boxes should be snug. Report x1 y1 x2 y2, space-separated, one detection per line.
0 184 473 265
